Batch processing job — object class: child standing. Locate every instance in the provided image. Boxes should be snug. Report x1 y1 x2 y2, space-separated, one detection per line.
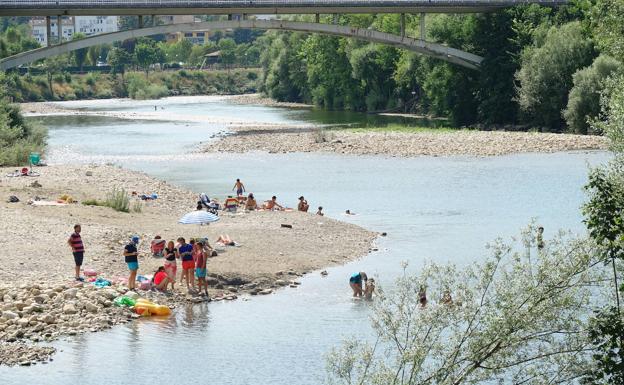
124 236 140 290
178 237 194 293
195 241 209 297
67 224 85 281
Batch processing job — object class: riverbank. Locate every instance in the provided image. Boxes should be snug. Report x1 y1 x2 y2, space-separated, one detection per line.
0 164 376 365
201 126 609 157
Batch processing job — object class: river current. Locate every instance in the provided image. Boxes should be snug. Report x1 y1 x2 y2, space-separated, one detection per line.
1 96 610 384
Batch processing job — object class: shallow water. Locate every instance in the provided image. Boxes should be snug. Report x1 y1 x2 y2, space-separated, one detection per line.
3 98 610 384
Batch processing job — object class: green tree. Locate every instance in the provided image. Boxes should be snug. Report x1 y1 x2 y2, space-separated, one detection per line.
218 37 237 68
327 227 602 384
107 47 133 82
134 38 165 77
162 38 193 64
564 55 621 134
516 22 595 130
71 32 88 72
41 55 68 98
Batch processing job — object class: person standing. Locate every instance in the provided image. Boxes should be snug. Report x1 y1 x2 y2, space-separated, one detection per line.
163 241 177 291
195 241 209 296
67 224 85 281
124 236 140 290
233 178 245 196
178 237 195 292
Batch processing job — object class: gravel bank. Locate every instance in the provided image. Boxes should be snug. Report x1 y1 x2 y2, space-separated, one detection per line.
0 164 376 365
201 126 608 157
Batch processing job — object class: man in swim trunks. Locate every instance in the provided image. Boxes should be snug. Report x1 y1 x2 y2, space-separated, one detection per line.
349 272 367 297
67 224 85 281
263 196 284 210
233 178 245 196
124 236 140 290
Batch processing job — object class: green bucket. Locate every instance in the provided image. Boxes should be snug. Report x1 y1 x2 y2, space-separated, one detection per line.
29 152 40 165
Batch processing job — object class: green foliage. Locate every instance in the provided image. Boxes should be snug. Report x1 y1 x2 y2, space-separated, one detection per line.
594 75 624 152
0 85 47 166
162 38 193 64
591 0 624 62
218 38 237 67
126 73 168 99
134 38 165 76
583 307 624 384
105 188 130 213
516 22 595 130
71 32 88 71
564 55 621 134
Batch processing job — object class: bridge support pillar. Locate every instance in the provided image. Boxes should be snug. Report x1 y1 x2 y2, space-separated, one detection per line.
151 15 156 27
45 16 51 47
333 14 338 25
57 16 62 44
400 13 405 38
228 14 232 21
138 15 143 28
315 14 319 23
420 13 425 40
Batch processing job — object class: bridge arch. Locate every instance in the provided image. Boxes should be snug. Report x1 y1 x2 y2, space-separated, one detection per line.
0 19 483 71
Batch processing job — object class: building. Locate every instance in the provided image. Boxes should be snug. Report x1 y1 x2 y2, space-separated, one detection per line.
160 15 209 45
29 16 118 46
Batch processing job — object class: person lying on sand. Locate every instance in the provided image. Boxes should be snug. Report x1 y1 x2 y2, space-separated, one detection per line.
263 196 284 210
298 196 309 212
216 234 237 247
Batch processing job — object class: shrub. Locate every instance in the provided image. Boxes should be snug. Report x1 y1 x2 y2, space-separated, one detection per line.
105 188 130 213
563 55 621 134
0 100 47 166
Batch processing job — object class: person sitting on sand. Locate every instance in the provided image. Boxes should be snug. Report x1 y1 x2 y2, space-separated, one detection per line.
317 206 324 216
153 266 172 292
364 278 375 300
263 196 284 210
216 234 236 247
349 272 368 297
124 236 140 291
246 193 258 210
150 235 166 257
298 196 309 212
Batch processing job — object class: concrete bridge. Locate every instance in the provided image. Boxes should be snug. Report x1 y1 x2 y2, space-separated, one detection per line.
0 0 569 71
0 19 485 70
0 0 569 16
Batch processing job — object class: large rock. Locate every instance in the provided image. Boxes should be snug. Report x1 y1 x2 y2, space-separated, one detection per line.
63 288 79 299
33 295 48 304
13 301 26 311
2 311 19 319
100 289 117 300
41 314 56 324
62 303 78 315
85 302 99 313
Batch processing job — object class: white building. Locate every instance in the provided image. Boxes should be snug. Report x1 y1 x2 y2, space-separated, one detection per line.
30 16 118 46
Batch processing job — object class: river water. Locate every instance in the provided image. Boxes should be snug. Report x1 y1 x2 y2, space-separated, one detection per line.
2 97 610 384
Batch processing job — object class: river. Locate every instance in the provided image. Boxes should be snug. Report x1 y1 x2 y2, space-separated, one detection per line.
1 96 610 384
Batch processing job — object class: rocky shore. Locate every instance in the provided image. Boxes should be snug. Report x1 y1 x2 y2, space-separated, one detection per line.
202 126 608 157
0 164 376 365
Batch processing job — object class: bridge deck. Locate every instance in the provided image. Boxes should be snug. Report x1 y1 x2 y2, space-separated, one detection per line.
0 0 569 16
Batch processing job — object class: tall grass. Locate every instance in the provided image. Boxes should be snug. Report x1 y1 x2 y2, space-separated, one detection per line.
105 188 130 213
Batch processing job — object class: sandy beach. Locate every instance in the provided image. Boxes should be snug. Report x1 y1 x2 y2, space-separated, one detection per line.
201 126 609 157
0 164 376 365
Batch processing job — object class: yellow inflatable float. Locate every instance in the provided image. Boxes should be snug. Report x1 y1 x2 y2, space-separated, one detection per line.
134 298 172 316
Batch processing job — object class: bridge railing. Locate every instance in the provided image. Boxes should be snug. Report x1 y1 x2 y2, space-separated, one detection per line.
0 0 569 10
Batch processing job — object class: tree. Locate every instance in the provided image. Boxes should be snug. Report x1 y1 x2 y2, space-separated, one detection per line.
134 38 165 77
162 38 192 64
563 55 621 134
71 32 88 72
107 47 133 82
516 22 595 131
327 226 604 385
41 55 68 98
218 37 237 68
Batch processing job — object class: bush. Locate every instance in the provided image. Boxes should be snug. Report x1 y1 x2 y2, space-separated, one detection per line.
105 188 130 213
126 73 169 99
563 55 621 134
0 100 47 166
516 22 595 131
